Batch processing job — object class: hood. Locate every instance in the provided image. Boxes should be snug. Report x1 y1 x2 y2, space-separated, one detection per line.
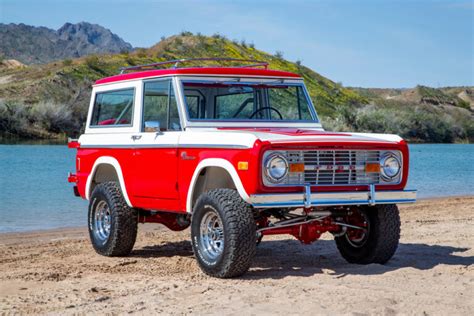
217 127 404 146
179 127 405 149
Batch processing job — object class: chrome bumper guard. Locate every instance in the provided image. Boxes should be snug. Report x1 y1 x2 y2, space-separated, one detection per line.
249 184 417 209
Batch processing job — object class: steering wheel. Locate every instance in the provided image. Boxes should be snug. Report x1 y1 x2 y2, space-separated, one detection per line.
249 107 283 120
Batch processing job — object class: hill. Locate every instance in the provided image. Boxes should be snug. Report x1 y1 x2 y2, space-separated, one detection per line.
0 31 472 143
0 22 133 64
336 86 473 143
0 32 366 139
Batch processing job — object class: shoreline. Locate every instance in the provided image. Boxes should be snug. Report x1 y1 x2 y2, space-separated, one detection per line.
1 195 473 314
0 195 472 241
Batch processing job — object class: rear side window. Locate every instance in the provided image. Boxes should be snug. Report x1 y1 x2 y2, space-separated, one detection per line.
90 88 134 127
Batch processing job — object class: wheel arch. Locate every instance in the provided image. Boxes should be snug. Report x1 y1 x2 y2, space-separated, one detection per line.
186 158 250 213
85 156 132 207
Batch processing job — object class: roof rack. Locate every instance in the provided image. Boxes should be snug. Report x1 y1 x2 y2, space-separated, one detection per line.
119 57 269 74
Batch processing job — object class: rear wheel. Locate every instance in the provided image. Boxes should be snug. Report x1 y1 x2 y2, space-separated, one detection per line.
88 181 138 256
335 204 400 264
191 189 256 278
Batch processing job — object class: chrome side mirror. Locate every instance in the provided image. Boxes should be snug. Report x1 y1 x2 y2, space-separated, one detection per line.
144 121 161 133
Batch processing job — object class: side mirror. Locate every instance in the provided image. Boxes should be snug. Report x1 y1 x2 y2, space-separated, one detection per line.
144 121 161 133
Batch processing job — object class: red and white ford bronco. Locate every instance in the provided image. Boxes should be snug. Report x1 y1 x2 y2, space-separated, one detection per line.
68 58 416 278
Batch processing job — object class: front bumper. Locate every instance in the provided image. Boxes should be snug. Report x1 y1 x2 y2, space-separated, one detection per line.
249 184 417 208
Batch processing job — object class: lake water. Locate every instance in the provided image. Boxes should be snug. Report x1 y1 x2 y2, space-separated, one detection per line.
0 144 473 233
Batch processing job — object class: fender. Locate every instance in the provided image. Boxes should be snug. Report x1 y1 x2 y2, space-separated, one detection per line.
85 156 133 207
186 158 250 213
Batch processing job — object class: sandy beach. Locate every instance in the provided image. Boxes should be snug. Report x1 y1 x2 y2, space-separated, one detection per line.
0 196 473 315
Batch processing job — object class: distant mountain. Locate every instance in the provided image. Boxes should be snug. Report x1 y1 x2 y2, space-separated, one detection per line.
0 22 133 64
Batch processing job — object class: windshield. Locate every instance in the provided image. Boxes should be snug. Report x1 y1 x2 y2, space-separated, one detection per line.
181 80 318 122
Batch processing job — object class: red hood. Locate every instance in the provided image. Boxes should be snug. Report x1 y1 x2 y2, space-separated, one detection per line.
218 127 351 137
217 127 404 146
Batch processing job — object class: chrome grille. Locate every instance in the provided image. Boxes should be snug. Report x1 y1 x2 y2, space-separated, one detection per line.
288 150 381 185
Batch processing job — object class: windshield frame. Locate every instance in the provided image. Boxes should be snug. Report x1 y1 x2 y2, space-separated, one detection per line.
175 76 322 129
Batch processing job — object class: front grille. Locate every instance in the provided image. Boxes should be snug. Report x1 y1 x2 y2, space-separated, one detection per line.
287 150 381 185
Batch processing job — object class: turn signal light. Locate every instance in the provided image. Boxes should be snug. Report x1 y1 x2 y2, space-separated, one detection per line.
238 161 249 170
289 163 305 172
365 163 381 173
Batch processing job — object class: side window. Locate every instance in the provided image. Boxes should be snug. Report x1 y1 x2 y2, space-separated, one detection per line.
143 80 181 132
90 88 134 126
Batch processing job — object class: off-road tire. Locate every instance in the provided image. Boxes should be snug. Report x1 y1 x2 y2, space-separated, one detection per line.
335 204 400 264
88 181 138 256
191 189 256 278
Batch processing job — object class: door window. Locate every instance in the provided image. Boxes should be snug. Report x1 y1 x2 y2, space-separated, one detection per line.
143 80 181 132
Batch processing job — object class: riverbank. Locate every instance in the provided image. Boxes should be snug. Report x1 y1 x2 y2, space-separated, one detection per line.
0 196 473 314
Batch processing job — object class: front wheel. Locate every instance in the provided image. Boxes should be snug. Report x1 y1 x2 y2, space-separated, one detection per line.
88 181 138 256
335 204 400 264
191 189 256 278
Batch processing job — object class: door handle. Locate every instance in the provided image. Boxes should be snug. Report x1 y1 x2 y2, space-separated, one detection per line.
131 135 142 141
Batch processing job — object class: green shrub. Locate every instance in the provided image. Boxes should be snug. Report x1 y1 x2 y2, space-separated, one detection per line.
85 55 102 71
62 59 73 66
457 99 471 110
136 48 147 58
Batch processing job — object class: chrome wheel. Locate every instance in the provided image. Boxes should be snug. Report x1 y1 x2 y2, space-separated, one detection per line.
94 200 111 244
199 209 224 262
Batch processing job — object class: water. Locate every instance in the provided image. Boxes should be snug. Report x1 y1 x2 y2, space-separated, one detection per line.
0 145 87 233
407 144 474 198
0 144 472 233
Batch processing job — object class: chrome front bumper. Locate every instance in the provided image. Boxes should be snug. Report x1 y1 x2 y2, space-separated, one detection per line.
249 184 417 208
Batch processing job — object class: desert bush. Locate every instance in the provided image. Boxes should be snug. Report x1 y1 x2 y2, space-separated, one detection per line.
0 100 30 136
321 103 473 143
0 100 75 138
31 102 73 133
85 55 102 72
136 48 148 58
457 99 471 110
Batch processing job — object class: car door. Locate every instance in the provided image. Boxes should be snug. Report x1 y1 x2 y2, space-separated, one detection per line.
129 78 182 209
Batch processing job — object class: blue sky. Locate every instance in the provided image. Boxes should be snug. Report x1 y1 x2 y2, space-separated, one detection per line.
1 0 472 87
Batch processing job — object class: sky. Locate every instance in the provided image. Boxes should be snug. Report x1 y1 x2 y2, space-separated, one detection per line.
0 0 473 88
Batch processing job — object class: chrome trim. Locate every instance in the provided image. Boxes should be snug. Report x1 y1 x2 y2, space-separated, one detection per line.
249 189 417 208
264 152 289 183
368 184 376 206
79 143 250 149
304 185 311 208
263 149 403 187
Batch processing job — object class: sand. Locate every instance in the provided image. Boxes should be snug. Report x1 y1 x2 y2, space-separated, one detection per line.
0 196 473 315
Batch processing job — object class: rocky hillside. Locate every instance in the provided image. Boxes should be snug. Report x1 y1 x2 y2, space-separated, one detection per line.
0 31 472 143
0 22 133 64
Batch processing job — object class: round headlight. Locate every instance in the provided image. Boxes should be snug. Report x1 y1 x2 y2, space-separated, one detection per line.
380 154 401 180
265 154 288 183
